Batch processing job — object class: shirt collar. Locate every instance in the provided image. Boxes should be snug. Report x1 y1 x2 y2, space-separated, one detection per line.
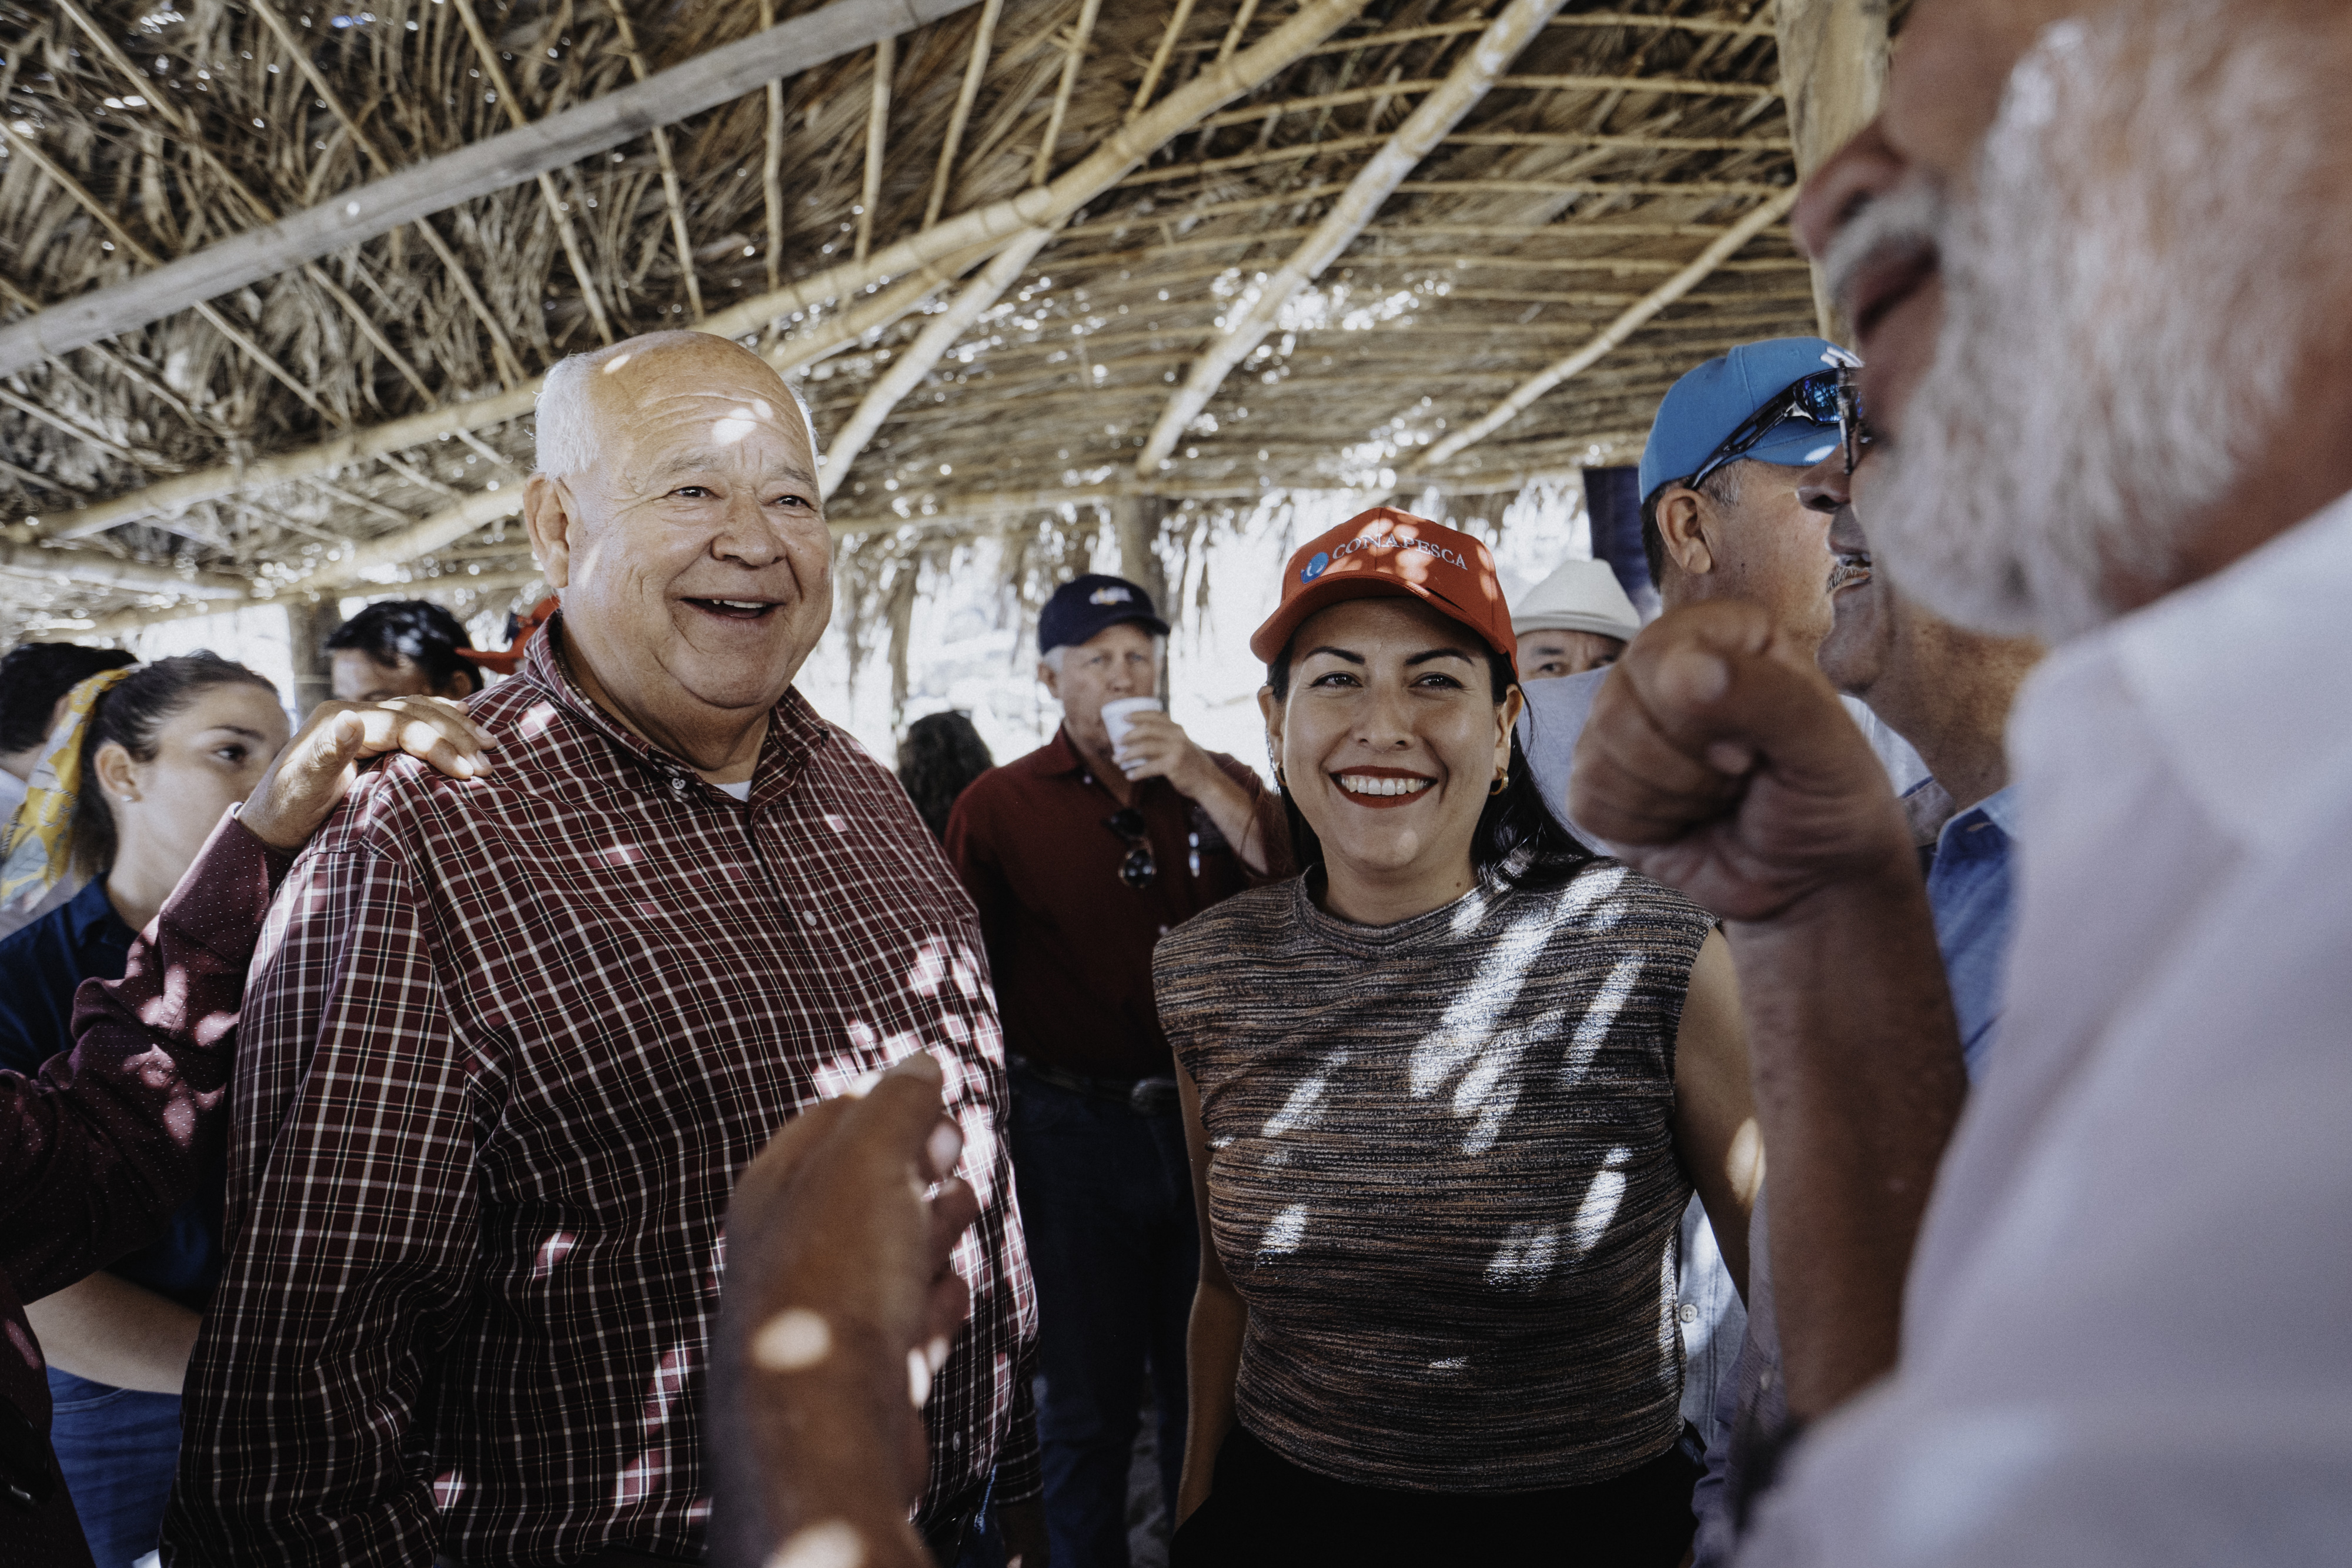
2015 487 2352 858
1042 725 1087 778
62 874 131 948
520 609 830 799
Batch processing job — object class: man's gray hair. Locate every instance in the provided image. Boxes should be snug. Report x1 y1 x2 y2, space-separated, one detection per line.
1040 634 1169 674
533 331 816 480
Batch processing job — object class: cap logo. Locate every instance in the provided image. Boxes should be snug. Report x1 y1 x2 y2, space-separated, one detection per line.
1300 551 1330 582
1332 531 1466 570
1088 586 1134 605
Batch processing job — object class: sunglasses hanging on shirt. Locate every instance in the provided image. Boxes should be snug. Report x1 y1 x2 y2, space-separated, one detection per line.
1104 808 1157 890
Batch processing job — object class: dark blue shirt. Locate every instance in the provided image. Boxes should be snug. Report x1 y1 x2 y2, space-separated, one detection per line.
0 878 219 1315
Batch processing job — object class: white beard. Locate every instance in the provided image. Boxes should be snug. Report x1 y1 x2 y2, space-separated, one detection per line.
1867 2 2315 645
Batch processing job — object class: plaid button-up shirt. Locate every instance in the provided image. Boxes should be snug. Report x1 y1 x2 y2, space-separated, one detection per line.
163 622 1037 1566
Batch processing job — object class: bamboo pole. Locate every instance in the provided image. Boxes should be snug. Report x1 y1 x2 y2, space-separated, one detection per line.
926 0 1006 228
818 227 1058 500
609 2 707 321
1033 0 1102 186
859 36 896 260
760 0 787 295
1138 0 1573 475
1130 0 1201 121
450 0 617 343
1406 188 1800 473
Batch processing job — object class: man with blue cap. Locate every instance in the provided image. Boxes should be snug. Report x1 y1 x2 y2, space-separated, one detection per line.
1521 337 1923 834
946 574 1284 1568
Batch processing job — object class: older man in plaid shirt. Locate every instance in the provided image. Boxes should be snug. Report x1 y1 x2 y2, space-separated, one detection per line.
162 332 1038 1567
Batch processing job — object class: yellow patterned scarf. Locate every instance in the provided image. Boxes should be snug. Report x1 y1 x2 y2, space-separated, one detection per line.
0 665 135 915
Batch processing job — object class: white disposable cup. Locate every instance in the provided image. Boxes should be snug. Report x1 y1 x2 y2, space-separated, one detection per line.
1100 696 1162 749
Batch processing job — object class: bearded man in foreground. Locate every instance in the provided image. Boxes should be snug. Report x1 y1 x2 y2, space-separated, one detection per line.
164 332 1037 1567
1566 0 2352 1561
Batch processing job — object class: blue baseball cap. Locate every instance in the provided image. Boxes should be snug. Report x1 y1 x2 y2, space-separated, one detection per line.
1638 337 1855 504
1038 574 1170 655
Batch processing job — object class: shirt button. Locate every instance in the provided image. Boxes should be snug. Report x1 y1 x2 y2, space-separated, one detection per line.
803 911 820 927
1678 1302 1699 1323
669 777 689 795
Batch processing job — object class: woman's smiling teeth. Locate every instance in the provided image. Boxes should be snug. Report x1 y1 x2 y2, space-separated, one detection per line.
1335 773 1434 798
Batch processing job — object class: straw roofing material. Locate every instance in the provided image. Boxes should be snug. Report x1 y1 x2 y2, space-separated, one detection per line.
0 0 1905 639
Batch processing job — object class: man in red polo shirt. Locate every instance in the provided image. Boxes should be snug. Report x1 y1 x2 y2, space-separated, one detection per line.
947 575 1283 1567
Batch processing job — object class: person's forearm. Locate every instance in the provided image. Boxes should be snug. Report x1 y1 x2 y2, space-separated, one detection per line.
24 1271 200 1395
1177 764 1273 877
714 1320 937 1568
1722 851 1966 1420
0 814 288 1303
1177 1280 1246 1523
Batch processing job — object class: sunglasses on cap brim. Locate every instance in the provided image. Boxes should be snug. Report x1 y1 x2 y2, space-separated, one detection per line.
1685 367 1874 490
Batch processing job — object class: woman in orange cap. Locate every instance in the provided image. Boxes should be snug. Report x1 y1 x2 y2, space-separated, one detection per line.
1155 509 1758 1565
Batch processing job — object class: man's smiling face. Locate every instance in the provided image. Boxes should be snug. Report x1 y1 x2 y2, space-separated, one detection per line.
526 333 831 764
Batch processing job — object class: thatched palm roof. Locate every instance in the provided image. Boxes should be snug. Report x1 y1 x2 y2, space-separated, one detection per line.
0 0 1891 644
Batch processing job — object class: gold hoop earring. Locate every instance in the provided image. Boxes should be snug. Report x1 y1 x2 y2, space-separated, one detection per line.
1274 763 1288 790
1489 770 1508 797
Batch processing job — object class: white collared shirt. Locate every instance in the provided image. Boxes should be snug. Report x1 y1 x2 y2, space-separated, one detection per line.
1739 492 2352 1565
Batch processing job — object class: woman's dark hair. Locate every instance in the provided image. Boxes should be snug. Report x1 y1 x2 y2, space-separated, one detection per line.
1265 637 1592 894
325 600 482 696
72 653 279 876
897 710 995 842
0 643 136 754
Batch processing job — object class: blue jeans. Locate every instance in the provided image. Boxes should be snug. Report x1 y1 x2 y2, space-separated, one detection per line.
1008 1064 1198 1568
46 1369 181 1568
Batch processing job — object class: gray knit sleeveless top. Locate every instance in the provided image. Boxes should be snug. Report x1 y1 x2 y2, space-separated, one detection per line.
1154 857 1713 1491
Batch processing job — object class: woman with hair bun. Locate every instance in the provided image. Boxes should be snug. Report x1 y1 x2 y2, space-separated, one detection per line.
0 652 286 1567
1158 511 1761 1566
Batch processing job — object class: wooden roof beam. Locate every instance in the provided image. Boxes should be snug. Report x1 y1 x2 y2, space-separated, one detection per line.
818 227 1058 501
1403 188 1800 474
1776 0 1888 337
0 0 987 378
1137 0 1574 477
41 0 1372 537
0 540 251 600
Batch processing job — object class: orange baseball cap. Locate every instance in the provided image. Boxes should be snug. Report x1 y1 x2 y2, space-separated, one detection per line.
1250 507 1518 677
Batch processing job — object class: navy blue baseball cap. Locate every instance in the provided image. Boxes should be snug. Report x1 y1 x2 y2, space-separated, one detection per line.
1638 337 1855 504
1038 574 1171 655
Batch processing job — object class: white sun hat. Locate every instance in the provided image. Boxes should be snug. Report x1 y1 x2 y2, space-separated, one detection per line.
1510 558 1643 643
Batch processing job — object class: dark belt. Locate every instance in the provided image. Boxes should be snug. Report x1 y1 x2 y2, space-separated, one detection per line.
1010 1054 1181 1116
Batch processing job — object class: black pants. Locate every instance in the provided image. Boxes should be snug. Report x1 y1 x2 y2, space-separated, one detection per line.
1170 1424 1702 1567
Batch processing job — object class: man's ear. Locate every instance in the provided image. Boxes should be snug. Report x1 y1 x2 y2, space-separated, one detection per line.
1655 486 1716 577
1037 661 1060 701
523 473 575 590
